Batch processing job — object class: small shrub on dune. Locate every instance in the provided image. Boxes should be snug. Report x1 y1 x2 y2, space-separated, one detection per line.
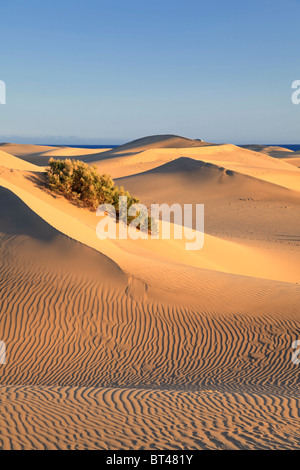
46 158 157 233
47 158 135 210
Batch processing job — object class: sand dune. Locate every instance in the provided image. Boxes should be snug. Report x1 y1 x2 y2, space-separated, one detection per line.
117 156 300 203
1 386 299 450
88 134 210 155
282 157 300 168
241 144 300 159
241 144 294 157
0 149 42 171
3 137 300 192
84 139 300 192
0 186 300 450
241 145 300 170
0 143 110 167
117 157 300 248
0 164 299 283
0 136 300 449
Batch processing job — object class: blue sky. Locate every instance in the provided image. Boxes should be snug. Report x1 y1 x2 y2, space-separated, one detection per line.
0 0 300 144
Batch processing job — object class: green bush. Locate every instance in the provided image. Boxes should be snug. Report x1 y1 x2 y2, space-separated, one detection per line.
47 158 157 234
47 158 138 210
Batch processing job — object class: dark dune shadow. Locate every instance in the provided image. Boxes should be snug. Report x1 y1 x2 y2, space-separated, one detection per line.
24 172 96 211
0 186 127 279
0 186 58 241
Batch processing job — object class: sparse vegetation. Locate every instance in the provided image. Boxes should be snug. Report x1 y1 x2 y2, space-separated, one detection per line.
47 158 157 233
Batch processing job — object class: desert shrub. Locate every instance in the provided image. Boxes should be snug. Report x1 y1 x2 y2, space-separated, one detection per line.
47 158 157 233
47 158 137 210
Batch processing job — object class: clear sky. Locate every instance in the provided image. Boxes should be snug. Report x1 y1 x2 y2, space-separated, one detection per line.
0 0 300 144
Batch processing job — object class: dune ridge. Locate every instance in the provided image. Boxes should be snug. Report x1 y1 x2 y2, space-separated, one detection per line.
0 143 110 167
0 166 299 283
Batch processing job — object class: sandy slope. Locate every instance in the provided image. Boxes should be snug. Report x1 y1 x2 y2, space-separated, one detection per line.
241 144 294 157
3 136 300 190
85 138 300 192
0 143 110 166
1 386 299 450
241 145 300 169
241 144 300 158
0 186 299 450
0 165 299 283
0 137 300 450
117 157 300 248
0 149 41 171
282 157 300 168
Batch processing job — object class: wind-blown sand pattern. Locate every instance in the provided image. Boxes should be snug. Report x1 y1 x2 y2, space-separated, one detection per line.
0 135 299 449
